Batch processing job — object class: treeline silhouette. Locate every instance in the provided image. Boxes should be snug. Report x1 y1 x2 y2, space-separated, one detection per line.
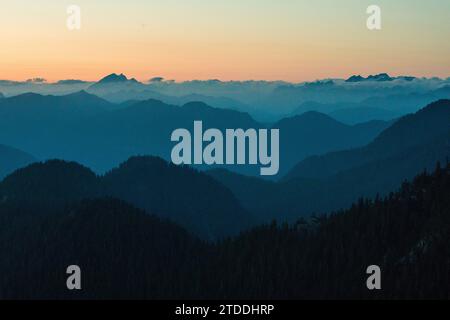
0 157 251 241
0 161 449 299
209 100 450 221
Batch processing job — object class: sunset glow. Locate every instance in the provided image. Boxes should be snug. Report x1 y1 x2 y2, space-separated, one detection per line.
1 0 449 82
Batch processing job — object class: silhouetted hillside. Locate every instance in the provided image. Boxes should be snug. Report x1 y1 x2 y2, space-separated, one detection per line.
102 156 253 240
1 162 449 299
211 130 450 221
0 91 112 117
292 88 450 124
286 100 450 181
0 198 207 299
0 93 262 174
0 160 100 207
80 99 260 174
207 168 279 217
0 157 252 240
209 100 450 221
0 91 396 177
208 162 450 299
0 144 36 180
329 107 398 124
274 111 390 174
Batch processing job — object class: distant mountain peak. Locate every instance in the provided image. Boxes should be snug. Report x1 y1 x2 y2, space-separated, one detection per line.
345 75 365 82
304 80 334 87
97 73 131 84
346 73 394 82
367 73 393 81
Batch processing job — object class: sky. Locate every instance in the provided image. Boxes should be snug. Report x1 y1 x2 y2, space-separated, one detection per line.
1 0 449 82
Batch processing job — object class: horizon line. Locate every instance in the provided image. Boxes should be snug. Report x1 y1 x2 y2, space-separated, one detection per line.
2 72 449 85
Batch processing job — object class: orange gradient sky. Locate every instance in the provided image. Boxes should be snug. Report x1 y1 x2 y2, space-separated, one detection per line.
1 0 449 82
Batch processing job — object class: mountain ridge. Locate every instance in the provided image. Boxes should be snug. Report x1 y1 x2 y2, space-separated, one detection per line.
0 144 36 180
0 156 252 240
286 99 450 181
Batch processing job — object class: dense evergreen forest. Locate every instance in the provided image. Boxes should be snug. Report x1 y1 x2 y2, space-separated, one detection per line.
0 157 252 241
0 161 449 299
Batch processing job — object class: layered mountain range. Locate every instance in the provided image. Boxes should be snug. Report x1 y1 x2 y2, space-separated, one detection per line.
0 90 391 177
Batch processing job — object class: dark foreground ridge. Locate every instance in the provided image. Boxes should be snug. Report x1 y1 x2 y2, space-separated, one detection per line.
0 161 449 299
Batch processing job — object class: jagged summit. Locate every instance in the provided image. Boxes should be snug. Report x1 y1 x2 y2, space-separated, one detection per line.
344 73 417 83
346 73 394 82
98 73 129 83
96 73 141 84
